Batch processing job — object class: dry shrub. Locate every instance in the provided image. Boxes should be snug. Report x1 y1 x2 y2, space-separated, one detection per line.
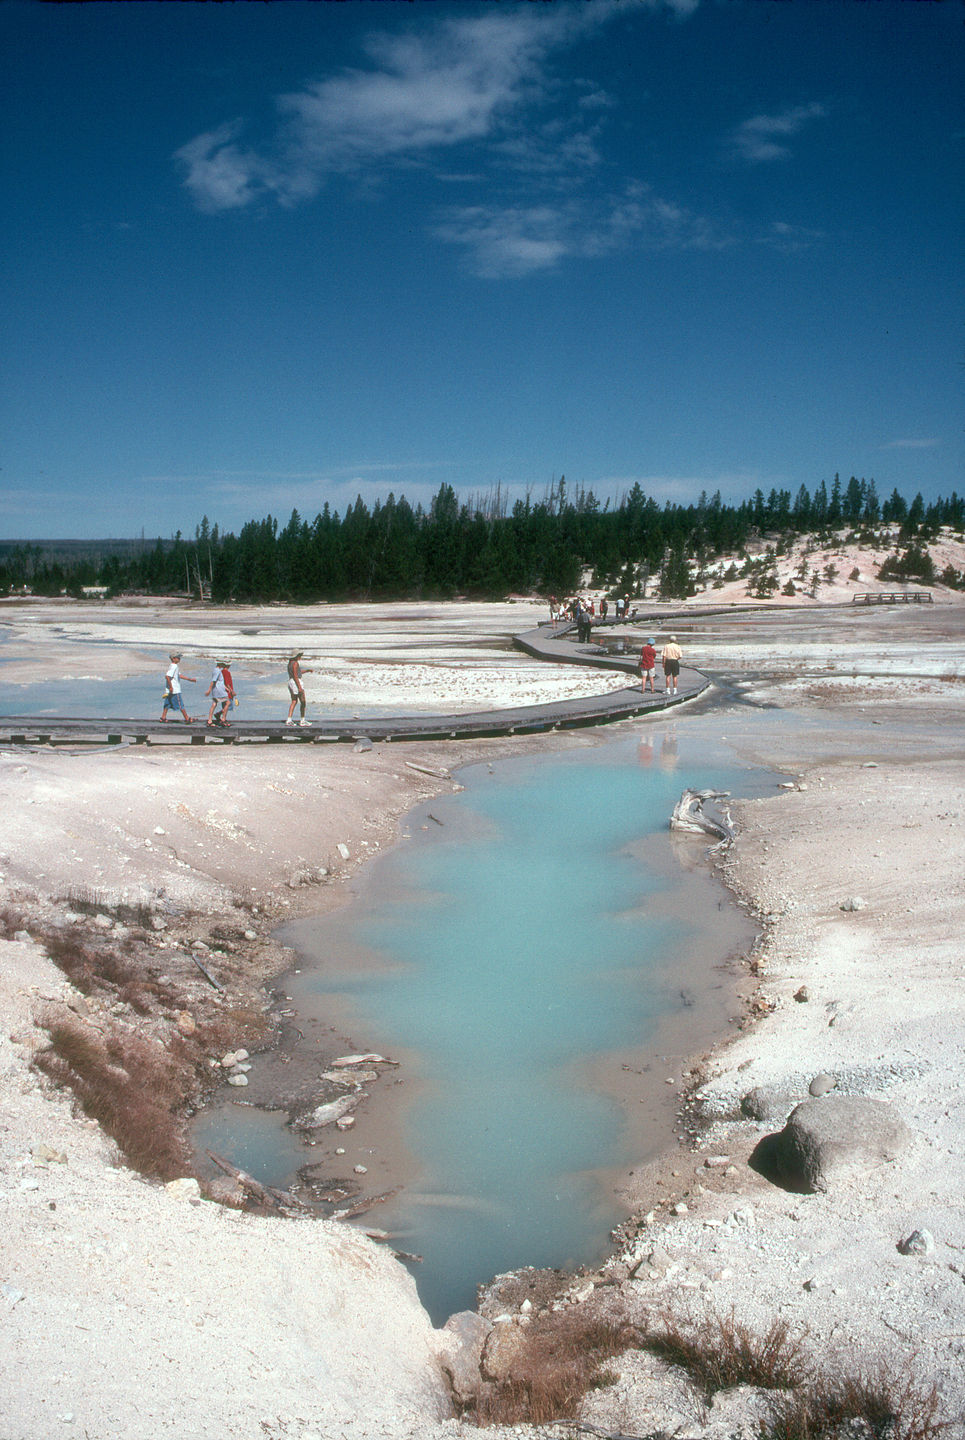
40 928 179 1015
191 1004 271 1058
645 1309 807 1398
33 1013 192 1180
474 1314 633 1427
0 906 28 940
61 888 156 928
764 1366 950 1440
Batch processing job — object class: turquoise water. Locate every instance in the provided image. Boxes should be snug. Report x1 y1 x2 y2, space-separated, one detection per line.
270 730 765 1321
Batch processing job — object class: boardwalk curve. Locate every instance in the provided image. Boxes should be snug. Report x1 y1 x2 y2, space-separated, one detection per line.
0 622 709 747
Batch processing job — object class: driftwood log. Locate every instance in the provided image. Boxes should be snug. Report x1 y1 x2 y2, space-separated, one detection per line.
669 788 734 842
205 1149 309 1215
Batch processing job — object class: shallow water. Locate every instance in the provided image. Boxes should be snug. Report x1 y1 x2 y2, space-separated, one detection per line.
196 726 772 1322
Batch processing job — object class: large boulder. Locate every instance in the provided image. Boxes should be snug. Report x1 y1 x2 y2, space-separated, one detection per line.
439 1310 492 1407
753 1095 912 1193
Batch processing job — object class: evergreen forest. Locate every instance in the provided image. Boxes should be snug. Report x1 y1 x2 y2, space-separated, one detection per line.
2 476 963 603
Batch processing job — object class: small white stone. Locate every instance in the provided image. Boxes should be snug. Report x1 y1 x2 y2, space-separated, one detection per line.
227 1074 248 1087
165 1177 201 1203
353 1165 368 1175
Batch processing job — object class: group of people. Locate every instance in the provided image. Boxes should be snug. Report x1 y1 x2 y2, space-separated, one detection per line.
158 650 313 727
160 654 237 726
157 629 682 728
549 594 636 628
638 635 682 695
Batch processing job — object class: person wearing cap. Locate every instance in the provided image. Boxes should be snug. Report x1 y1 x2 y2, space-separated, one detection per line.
639 637 657 693
286 651 313 727
205 661 231 728
661 635 682 696
160 653 197 723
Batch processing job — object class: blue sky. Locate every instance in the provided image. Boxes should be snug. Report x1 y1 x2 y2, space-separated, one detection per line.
2 0 962 540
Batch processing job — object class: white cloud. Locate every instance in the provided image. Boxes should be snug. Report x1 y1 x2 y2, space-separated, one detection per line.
726 103 827 164
175 8 598 212
756 219 826 252
174 2 703 215
437 183 730 278
175 122 269 213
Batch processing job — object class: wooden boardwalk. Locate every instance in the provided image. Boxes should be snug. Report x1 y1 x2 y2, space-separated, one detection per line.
0 622 708 747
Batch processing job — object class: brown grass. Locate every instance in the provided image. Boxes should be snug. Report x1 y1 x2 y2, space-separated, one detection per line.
33 1013 192 1179
763 1365 950 1440
41 928 180 1014
645 1309 807 1398
472 1307 808 1428
473 1314 632 1426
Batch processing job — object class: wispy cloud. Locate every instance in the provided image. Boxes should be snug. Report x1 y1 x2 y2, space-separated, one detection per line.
725 102 827 164
599 471 773 505
436 182 731 278
756 219 826 253
880 438 940 451
175 7 604 212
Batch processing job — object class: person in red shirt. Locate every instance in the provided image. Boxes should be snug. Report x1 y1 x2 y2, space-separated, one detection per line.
639 639 657 693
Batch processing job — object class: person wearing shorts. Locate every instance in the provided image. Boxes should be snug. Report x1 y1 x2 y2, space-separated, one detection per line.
286 651 313 726
661 635 682 695
639 639 657 693
160 653 196 723
205 661 231 727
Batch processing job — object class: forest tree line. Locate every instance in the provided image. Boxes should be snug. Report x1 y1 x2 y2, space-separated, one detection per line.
2 475 963 603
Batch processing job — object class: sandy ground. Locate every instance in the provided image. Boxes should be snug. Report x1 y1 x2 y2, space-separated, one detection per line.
0 597 631 715
2 593 965 1438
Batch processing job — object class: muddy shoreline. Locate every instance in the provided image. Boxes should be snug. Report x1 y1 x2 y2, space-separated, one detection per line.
185 700 773 1311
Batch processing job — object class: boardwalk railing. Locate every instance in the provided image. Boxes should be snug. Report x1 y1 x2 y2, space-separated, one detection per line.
851 591 933 605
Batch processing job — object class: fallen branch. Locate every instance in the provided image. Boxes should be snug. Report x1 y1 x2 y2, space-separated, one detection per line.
332 1187 399 1220
558 1423 696 1440
205 1149 309 1214
405 760 451 780
669 789 733 842
191 953 224 991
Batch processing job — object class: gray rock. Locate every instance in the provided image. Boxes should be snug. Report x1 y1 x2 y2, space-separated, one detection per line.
295 1094 361 1130
481 1319 528 1383
794 985 810 1003
839 896 867 912
759 1096 913 1194
898 1228 935 1256
809 1072 836 1097
741 1086 800 1124
441 1311 492 1405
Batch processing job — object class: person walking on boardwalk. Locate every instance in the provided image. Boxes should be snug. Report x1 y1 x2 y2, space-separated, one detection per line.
220 660 236 722
160 653 196 723
286 651 313 726
661 635 682 696
639 638 657 693
205 661 231 728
